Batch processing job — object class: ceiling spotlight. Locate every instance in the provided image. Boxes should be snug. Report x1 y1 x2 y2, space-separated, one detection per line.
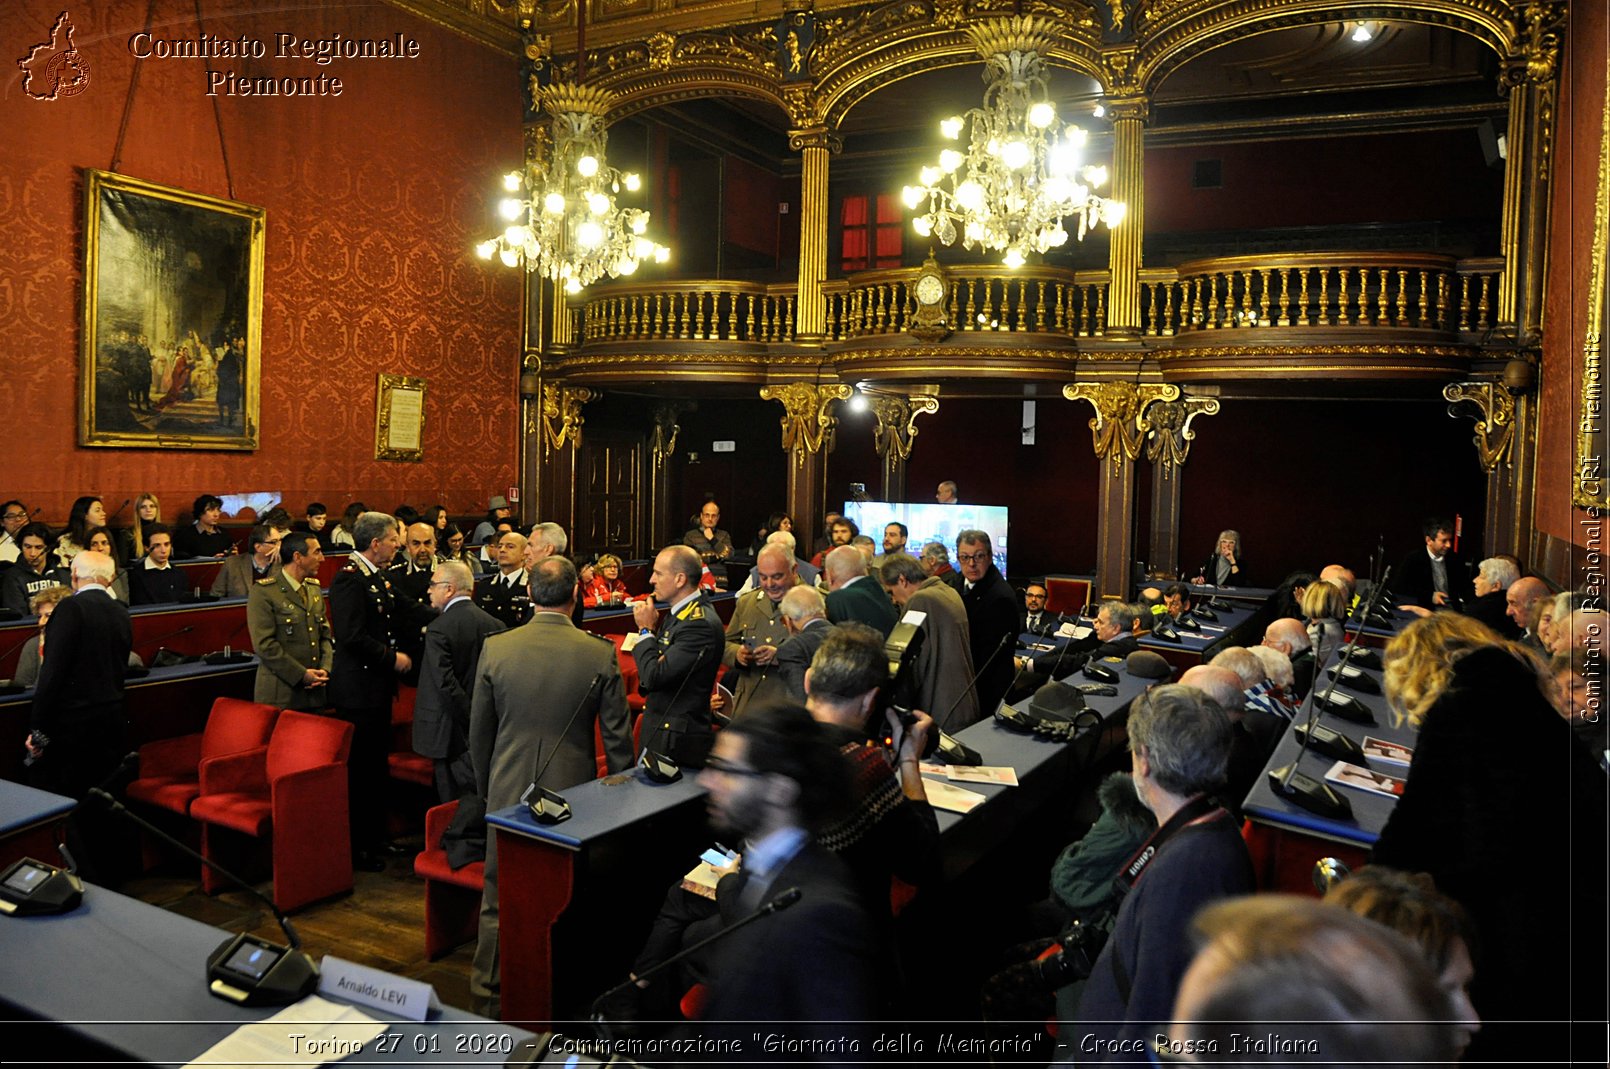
1351 22 1374 42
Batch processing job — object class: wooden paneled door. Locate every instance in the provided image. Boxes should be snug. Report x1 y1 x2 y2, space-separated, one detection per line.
577 433 642 560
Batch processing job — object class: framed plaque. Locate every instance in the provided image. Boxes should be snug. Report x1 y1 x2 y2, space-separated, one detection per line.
375 373 426 462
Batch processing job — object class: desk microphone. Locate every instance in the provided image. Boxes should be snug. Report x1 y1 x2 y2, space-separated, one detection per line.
590 886 802 1035
106 498 132 523
89 781 318 1006
140 623 197 659
521 673 603 824
204 616 254 664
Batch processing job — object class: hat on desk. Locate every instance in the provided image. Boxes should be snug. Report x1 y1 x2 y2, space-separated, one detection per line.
1126 650 1173 681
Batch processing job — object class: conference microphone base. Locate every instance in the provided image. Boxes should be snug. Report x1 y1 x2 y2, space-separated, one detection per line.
207 932 319 1006
1268 766 1353 821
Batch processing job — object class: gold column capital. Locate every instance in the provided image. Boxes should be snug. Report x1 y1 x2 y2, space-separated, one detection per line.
1099 44 1142 97
1144 394 1220 470
1501 0 1566 87
789 126 840 154
783 83 825 133
1444 381 1517 473
1063 381 1179 469
867 391 940 463
540 383 595 453
1104 95 1150 125
760 382 852 465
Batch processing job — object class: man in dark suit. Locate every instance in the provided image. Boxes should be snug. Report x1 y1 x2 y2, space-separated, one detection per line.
1394 517 1465 612
1506 575 1551 650
1261 616 1316 699
693 706 877 1034
771 585 833 703
415 560 505 803
1465 557 1524 639
823 545 898 636
948 530 1019 717
1009 601 1141 701
469 555 633 1013
26 551 133 884
631 545 724 768
328 511 432 871
1021 581 1051 634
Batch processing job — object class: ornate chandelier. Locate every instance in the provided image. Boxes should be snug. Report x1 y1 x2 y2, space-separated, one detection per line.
477 83 669 293
901 17 1126 269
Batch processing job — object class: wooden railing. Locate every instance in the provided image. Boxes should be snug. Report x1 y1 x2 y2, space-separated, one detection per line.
823 267 1110 340
579 281 796 344
574 254 1504 350
1142 253 1503 338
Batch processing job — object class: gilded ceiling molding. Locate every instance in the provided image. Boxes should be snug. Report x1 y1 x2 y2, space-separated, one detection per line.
1442 381 1515 472
760 382 854 464
1144 394 1219 469
380 0 524 53
867 392 941 461
1063 381 1179 472
540 383 595 452
1159 344 1474 359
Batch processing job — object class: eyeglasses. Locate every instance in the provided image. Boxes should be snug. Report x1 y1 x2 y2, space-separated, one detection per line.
2 512 26 522
956 552 992 565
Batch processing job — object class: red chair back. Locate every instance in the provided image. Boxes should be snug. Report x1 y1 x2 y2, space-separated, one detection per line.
266 710 353 782
1046 578 1092 616
200 698 280 760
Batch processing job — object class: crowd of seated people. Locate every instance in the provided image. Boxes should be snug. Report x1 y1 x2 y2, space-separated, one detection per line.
6 489 1603 1054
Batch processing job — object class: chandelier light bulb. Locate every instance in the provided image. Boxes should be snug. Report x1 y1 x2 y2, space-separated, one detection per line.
940 116 964 139
1001 139 1032 170
654 246 670 264
1067 125 1089 146
565 277 582 293
1002 248 1025 269
543 192 567 215
630 216 648 235
913 216 934 237
902 185 925 209
1351 22 1373 41
588 192 611 215
577 155 599 177
504 225 528 246
919 166 941 187
1085 165 1109 188
1028 102 1055 129
955 180 985 211
624 173 641 191
616 257 638 275
575 220 604 249
503 172 523 191
499 247 520 267
1104 200 1127 226
939 149 964 172
1092 103 1106 118
476 240 497 260
498 197 524 221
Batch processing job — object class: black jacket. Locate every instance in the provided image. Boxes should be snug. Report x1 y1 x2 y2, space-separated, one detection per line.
633 593 724 767
31 589 131 733
949 565 1020 716
328 557 431 709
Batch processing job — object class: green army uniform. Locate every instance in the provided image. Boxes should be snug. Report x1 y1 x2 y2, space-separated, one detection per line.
247 571 335 710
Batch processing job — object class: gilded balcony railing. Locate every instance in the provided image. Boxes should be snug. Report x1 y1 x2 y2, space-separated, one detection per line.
1143 253 1503 338
824 267 1111 340
580 281 796 344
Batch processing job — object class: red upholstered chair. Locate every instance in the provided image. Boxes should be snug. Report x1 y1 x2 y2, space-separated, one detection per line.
126 698 280 816
412 799 485 960
189 709 355 911
388 683 434 787
1045 578 1092 617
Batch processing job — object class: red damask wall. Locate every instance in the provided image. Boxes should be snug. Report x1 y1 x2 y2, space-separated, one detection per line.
0 0 522 526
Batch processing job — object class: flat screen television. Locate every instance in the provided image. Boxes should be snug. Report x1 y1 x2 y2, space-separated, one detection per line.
843 501 1009 576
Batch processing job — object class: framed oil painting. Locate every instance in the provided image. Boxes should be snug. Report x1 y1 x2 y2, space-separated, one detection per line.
80 169 264 450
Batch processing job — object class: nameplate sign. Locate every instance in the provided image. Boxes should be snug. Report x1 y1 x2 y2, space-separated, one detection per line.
318 956 441 1022
900 610 928 626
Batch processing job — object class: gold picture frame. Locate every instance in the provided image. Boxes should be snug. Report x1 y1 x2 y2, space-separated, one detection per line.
80 170 264 450
375 373 427 462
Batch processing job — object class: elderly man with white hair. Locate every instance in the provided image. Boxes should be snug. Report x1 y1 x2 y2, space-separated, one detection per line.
771 585 834 703
1465 556 1523 639
1262 616 1315 698
737 529 820 592
1247 644 1299 719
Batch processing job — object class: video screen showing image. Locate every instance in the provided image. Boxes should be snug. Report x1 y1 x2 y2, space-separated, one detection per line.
843 501 1009 576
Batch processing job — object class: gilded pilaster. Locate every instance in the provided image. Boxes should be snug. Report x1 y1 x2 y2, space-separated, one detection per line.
1104 95 1148 338
791 120 837 345
1497 0 1564 339
1143 393 1219 574
866 390 940 501
760 381 852 538
1064 380 1177 599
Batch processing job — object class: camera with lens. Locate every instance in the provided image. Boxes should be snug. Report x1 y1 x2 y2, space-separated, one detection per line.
1032 916 1111 988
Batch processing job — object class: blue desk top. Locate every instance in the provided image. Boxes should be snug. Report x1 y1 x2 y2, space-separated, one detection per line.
0 778 74 835
1017 601 1258 661
488 768 707 851
1240 650 1417 846
0 882 532 1064
1184 582 1278 602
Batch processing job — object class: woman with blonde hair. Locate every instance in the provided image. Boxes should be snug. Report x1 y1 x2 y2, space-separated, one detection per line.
584 553 631 608
1372 613 1605 1056
1301 578 1348 665
127 493 160 560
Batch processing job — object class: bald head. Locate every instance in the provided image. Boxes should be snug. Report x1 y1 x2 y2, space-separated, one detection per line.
755 544 798 601
406 522 437 569
1319 564 1356 598
780 584 826 625
1506 575 1549 631
765 529 798 556
823 544 868 589
1210 647 1266 689
1263 617 1311 655
1180 666 1248 717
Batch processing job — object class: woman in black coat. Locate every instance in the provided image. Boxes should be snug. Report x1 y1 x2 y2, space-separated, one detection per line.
1373 613 1606 1060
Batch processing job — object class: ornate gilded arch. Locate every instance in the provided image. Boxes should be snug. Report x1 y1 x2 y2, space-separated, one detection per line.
1133 0 1524 97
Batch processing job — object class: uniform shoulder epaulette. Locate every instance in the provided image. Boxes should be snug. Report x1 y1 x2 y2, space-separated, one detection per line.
340 559 360 572
684 604 705 620
255 576 277 586
753 589 766 601
301 577 320 586
589 631 613 643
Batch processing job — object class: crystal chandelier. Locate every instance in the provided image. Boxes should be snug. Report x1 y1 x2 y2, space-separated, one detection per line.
902 17 1126 269
477 83 669 293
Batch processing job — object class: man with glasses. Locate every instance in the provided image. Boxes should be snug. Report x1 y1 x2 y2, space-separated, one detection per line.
0 500 29 564
949 530 1019 718
415 560 504 803
1022 582 1051 633
247 532 333 710
1 524 60 615
1260 617 1315 699
211 524 284 597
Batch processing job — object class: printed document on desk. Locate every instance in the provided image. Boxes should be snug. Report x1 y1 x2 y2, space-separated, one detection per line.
186 996 386 1067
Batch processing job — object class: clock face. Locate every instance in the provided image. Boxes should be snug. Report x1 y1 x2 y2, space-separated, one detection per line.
915 273 945 306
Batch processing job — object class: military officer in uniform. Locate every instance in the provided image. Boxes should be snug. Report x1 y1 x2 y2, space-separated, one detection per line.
247 532 333 710
329 511 433 870
390 522 439 606
475 531 532 628
720 543 798 718
631 545 724 768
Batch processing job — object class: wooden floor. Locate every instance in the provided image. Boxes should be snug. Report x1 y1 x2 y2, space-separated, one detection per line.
123 828 482 1016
